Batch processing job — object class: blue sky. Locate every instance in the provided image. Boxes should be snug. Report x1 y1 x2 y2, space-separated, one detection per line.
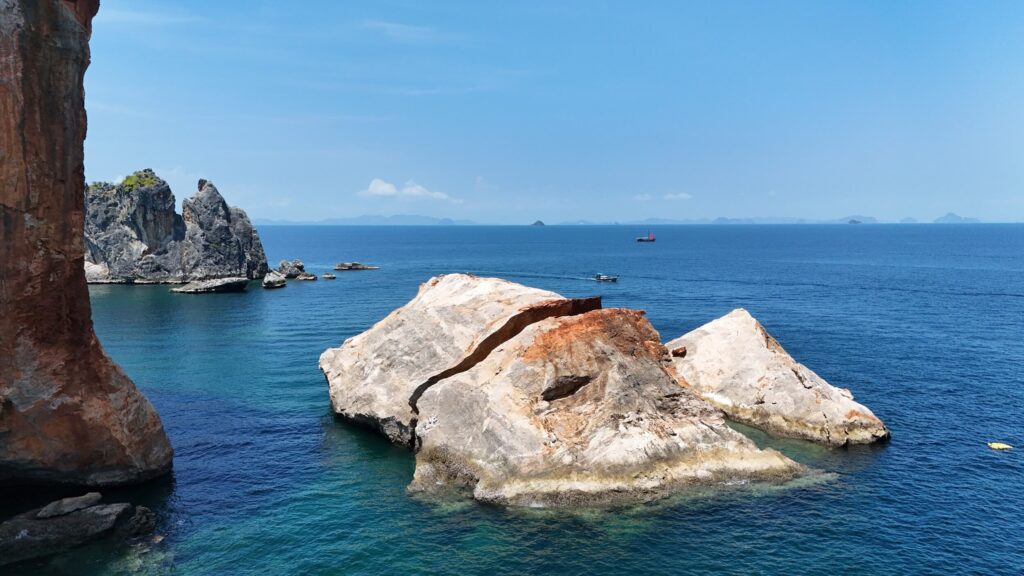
85 1 1024 223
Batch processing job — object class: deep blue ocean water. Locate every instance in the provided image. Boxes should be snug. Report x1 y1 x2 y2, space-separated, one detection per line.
7 224 1024 575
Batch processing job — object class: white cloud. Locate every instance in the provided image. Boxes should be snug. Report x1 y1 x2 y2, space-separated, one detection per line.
664 192 694 200
358 178 459 202
360 178 399 197
633 193 652 201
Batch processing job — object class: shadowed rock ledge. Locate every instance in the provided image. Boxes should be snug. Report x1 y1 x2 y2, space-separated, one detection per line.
0 0 173 486
666 309 890 446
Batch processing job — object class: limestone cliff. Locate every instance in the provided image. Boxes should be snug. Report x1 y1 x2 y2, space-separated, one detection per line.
0 0 173 485
84 171 268 283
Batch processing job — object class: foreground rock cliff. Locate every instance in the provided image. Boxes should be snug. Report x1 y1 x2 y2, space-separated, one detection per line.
0 0 173 485
666 309 889 446
321 275 803 505
84 171 268 283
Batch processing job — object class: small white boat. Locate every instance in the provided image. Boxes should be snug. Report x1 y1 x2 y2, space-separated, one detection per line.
593 274 619 282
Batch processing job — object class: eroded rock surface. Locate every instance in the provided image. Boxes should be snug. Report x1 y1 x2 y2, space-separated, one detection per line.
411 309 803 505
319 274 601 444
85 172 268 283
0 0 173 486
666 309 889 446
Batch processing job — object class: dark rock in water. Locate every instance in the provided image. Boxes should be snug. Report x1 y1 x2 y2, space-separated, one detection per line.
121 506 156 537
277 259 306 278
0 493 157 567
531 220 545 226
170 277 249 294
333 262 379 271
36 493 102 519
85 172 269 283
0 0 173 487
262 271 287 289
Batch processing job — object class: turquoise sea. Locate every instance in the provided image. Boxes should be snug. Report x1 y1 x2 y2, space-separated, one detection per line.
6 224 1024 575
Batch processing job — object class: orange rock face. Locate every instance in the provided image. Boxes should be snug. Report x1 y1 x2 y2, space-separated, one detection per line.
0 0 173 486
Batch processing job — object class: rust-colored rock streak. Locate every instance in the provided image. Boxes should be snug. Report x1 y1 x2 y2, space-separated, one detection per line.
0 0 173 486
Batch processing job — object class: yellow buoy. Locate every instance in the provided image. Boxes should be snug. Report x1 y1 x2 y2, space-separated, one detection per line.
988 442 1013 450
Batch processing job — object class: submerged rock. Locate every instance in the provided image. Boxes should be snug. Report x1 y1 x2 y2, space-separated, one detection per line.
170 277 249 294
84 173 268 283
262 271 287 289
411 308 803 506
0 494 155 567
666 309 889 446
0 0 173 486
277 259 306 278
321 275 803 505
320 274 601 444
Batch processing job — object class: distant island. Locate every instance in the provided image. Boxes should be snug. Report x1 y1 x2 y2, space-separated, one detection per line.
934 212 980 224
251 213 996 226
254 215 476 226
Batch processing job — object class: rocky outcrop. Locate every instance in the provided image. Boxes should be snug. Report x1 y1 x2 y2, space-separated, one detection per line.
262 271 286 289
170 277 249 294
0 0 173 486
334 262 379 271
277 259 305 278
321 275 803 505
0 493 155 567
666 309 889 446
320 274 601 445
410 308 803 506
84 172 268 283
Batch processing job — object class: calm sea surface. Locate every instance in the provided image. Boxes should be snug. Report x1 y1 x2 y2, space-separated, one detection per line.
7 225 1024 575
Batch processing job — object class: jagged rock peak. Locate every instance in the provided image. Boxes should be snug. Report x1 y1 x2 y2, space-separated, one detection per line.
84 170 269 283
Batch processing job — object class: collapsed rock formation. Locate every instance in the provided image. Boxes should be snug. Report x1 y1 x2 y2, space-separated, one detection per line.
0 493 155 567
411 308 803 506
0 0 173 486
321 275 803 505
666 309 889 446
85 171 268 283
